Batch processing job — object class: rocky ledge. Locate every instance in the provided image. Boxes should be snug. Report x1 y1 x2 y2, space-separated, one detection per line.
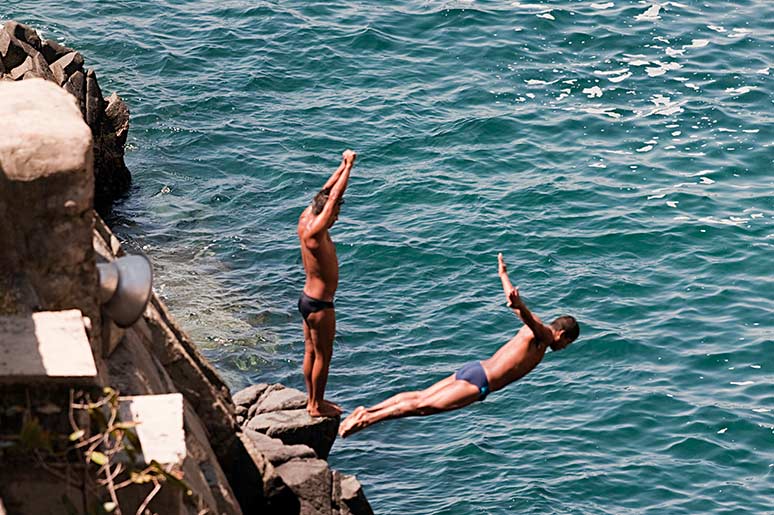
235 384 373 515
0 20 130 213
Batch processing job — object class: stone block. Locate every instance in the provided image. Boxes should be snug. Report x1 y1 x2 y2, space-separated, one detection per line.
50 51 83 86
335 472 373 515
105 92 130 146
3 21 41 50
85 68 103 130
246 409 339 460
40 38 74 64
8 55 32 80
63 69 86 115
25 51 54 83
232 383 271 408
254 385 307 414
244 428 316 465
275 459 332 515
118 393 186 466
0 310 96 383
0 31 27 70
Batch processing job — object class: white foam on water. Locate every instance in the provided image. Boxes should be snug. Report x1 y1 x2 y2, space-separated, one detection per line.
635 4 661 21
526 79 559 85
730 381 754 386
684 39 710 48
664 145 676 149
581 106 621 119
665 47 685 57
526 92 536 98
717 428 728 434
750 213 763 219
753 408 771 413
537 12 555 20
743 129 760 133
637 145 654 152
623 54 650 66
725 86 752 95
666 200 678 207
583 86 604 98
590 2 614 9
594 68 629 76
654 36 670 44
563 79 577 84
717 128 737 132
671 131 681 136
647 193 666 199
689 169 715 176
646 67 667 77
750 364 761 368
699 177 714 184
589 162 607 168
609 72 632 83
707 24 725 32
756 67 770 75
728 28 752 38
684 82 699 90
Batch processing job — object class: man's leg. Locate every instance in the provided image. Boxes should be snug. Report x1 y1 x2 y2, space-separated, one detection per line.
339 376 480 437
305 307 342 417
302 320 314 406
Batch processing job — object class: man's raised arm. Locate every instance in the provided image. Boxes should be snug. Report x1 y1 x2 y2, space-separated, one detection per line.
307 150 356 235
497 253 552 343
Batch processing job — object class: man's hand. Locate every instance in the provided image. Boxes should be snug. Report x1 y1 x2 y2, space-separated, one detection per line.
497 252 507 276
507 287 522 309
342 149 357 164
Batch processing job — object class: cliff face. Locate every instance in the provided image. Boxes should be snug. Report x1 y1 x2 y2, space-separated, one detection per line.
0 22 372 515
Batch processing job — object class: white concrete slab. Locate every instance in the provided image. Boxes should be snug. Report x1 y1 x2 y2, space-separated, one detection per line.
118 393 186 466
0 309 97 382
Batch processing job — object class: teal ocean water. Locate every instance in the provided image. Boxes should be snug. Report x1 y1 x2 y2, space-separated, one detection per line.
6 1 773 513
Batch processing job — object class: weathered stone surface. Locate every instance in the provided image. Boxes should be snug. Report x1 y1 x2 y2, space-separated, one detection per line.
3 21 41 50
0 30 28 70
63 69 86 115
254 385 307 414
50 51 83 85
85 68 103 130
8 55 32 80
105 92 130 146
25 51 54 83
232 383 270 407
244 428 316 465
40 38 74 64
275 459 332 515
247 408 339 460
0 310 96 383
335 472 374 515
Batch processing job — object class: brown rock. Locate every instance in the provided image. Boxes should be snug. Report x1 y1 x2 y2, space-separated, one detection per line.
244 429 316 465
3 21 41 50
274 459 332 515
9 56 33 80
333 472 373 515
63 70 86 115
0 31 28 70
254 385 307 414
85 69 103 130
40 38 74 64
105 93 130 146
246 408 339 460
26 51 54 82
50 51 84 85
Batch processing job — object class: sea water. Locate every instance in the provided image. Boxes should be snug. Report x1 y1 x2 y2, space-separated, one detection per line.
5 1 773 513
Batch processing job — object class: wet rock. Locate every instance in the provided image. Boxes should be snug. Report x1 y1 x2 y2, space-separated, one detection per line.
50 51 84 85
0 31 28 70
246 408 339 460
41 39 74 64
3 21 41 50
244 429 316 465
274 459 332 515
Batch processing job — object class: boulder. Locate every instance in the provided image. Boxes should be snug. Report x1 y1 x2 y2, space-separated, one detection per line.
332 472 373 515
254 385 307 414
232 383 270 408
3 21 41 50
246 409 339 460
244 429 316 465
40 38 74 64
0 31 27 70
63 70 86 115
8 56 32 80
85 69 103 130
275 459 332 515
50 51 84 85
105 92 130 146
23 52 54 82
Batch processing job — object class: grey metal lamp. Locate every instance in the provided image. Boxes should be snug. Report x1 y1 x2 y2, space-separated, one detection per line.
97 255 153 328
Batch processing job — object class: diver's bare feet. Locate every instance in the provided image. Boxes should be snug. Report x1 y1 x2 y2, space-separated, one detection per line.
307 399 342 418
342 149 357 164
339 406 368 438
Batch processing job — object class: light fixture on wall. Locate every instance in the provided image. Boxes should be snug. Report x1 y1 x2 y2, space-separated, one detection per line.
97 255 153 327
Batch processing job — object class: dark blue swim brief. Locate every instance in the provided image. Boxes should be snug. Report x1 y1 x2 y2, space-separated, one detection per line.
455 361 490 401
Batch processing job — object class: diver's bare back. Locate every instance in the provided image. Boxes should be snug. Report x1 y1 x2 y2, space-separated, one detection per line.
482 325 547 391
298 210 339 301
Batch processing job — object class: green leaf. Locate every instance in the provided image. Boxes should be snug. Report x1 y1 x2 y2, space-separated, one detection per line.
130 470 155 484
69 429 85 441
89 451 108 465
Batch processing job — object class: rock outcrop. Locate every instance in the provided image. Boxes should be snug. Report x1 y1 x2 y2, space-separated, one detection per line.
0 20 131 214
0 71 373 514
235 384 374 515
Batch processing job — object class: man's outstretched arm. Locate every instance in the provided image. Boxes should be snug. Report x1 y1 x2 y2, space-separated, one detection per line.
497 253 552 342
